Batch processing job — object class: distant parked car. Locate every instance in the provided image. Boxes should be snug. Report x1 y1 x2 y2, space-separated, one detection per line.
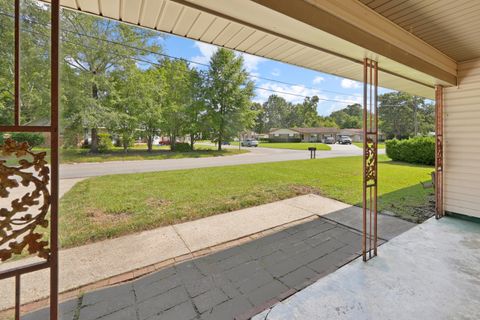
338 136 352 145
324 136 335 144
222 141 231 145
241 139 259 147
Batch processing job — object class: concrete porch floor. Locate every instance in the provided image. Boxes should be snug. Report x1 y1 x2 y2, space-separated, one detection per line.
254 216 480 320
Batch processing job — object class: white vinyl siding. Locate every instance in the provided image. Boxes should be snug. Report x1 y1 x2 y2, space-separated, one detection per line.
444 58 480 218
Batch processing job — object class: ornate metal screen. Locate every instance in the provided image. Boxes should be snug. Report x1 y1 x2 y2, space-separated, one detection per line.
362 58 378 261
435 86 444 219
0 1 60 319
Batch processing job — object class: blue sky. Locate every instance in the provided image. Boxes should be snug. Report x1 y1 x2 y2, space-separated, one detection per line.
159 34 393 116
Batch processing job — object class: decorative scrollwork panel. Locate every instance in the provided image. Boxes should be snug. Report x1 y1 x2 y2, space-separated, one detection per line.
0 138 51 262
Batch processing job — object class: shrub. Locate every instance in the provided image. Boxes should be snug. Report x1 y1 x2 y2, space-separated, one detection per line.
386 137 435 165
173 142 192 152
0 132 45 147
97 133 113 153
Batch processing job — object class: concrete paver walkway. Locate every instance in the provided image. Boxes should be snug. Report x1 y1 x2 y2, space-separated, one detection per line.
3 194 414 319
253 216 480 320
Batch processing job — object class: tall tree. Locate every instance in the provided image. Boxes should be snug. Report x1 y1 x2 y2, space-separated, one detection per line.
61 10 162 152
330 103 362 129
138 67 165 152
184 69 206 150
261 95 292 130
0 0 51 125
378 92 418 139
159 59 192 151
205 49 255 150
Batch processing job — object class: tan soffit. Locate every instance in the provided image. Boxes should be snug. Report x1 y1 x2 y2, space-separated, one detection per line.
359 0 480 62
41 0 460 99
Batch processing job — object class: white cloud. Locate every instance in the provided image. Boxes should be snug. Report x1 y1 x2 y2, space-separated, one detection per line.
253 82 328 105
191 42 217 65
191 41 266 73
271 68 280 77
239 52 266 73
341 79 361 89
312 76 324 84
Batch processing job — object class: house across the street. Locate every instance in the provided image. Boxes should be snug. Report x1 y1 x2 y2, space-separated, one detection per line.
269 127 385 143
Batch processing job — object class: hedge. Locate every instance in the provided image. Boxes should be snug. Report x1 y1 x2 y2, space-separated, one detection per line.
386 137 435 165
0 132 45 148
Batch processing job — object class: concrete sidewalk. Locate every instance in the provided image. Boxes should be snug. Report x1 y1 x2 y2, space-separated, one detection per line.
0 194 413 313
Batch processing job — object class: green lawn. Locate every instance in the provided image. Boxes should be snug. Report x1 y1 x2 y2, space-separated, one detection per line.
353 142 386 149
1 145 246 165
57 155 433 248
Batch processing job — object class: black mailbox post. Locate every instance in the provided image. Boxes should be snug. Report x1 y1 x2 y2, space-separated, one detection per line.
308 147 317 159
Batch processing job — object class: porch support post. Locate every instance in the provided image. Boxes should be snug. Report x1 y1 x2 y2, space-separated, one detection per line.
435 86 444 219
362 58 379 261
50 0 60 319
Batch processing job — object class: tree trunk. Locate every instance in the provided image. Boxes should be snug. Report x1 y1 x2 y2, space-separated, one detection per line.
190 133 195 151
170 135 175 151
90 82 99 153
147 135 153 152
91 128 99 153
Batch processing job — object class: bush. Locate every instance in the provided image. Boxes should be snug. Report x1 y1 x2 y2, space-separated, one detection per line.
97 133 113 153
173 142 192 152
0 132 45 147
386 137 435 165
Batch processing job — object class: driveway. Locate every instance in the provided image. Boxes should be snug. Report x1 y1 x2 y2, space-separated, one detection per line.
59 144 379 179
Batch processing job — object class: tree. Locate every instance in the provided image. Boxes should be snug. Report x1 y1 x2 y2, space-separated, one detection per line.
107 64 143 152
184 69 206 150
379 92 433 139
204 48 255 150
330 104 362 129
0 0 51 125
261 95 292 131
159 59 193 151
61 10 162 152
138 68 165 152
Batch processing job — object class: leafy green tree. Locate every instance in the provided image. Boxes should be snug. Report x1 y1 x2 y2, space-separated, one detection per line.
330 104 362 129
261 95 292 131
159 59 193 151
138 67 165 152
61 10 162 152
0 0 51 125
204 48 255 150
184 69 206 150
379 92 432 139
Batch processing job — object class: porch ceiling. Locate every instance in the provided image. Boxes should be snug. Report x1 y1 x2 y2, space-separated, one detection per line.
359 0 480 63
42 0 464 99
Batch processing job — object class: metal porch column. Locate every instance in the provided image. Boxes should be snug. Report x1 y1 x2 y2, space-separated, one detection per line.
362 58 378 261
435 86 444 219
0 0 60 319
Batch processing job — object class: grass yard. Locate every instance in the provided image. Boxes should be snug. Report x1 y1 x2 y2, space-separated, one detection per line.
353 142 386 149
58 155 434 248
1 145 246 165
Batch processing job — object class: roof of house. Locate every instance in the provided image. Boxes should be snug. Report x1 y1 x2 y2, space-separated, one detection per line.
291 127 340 134
339 128 363 134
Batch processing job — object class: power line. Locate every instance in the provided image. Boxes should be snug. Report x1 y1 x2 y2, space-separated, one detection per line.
0 10 363 100
0 11 427 109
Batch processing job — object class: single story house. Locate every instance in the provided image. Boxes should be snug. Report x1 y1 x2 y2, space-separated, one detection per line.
269 127 340 142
